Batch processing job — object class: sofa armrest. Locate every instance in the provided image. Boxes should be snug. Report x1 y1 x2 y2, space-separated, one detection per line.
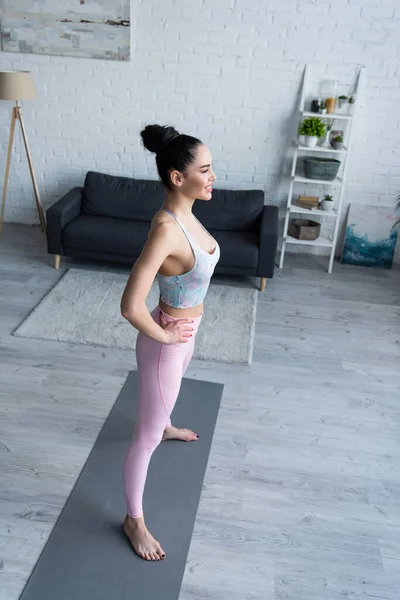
256 205 279 278
46 187 83 255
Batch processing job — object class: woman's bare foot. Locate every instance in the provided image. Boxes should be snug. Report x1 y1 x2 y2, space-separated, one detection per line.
123 515 166 561
162 425 199 442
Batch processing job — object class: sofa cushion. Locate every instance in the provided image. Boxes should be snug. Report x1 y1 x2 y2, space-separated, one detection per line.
81 171 165 222
63 214 150 256
211 229 259 269
193 189 264 232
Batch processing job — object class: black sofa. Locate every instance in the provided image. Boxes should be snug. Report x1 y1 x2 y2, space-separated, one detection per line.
46 171 278 291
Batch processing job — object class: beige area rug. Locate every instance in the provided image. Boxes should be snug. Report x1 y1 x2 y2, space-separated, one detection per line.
13 269 257 364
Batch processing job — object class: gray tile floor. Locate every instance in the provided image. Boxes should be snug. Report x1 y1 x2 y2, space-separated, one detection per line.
1 224 399 600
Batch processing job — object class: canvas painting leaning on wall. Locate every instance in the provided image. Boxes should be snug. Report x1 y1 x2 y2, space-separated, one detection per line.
342 204 399 269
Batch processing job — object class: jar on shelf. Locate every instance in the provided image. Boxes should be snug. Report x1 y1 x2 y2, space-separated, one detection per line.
320 79 338 115
325 97 337 114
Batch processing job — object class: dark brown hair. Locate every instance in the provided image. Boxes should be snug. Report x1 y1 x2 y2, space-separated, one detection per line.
140 124 203 190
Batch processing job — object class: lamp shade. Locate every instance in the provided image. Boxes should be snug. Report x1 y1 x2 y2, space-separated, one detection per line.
0 71 37 101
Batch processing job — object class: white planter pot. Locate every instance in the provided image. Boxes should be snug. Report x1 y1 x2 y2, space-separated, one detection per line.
305 136 318 148
299 135 306 146
321 200 333 212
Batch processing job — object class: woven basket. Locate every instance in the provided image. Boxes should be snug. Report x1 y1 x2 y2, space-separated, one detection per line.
303 157 341 181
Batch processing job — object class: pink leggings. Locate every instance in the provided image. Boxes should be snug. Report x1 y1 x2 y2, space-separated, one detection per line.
123 306 202 518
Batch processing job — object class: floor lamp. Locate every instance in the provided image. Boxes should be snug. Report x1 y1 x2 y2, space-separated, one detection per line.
0 71 46 236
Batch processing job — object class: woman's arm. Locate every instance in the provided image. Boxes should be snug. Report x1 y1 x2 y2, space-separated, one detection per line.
120 221 192 344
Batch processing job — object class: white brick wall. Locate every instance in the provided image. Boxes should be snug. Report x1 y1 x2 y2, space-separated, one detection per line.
0 0 399 260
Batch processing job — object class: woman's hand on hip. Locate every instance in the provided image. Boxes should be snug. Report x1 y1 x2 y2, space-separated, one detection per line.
160 314 194 344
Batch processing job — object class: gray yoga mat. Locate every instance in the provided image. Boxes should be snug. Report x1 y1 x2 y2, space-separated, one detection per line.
19 372 224 600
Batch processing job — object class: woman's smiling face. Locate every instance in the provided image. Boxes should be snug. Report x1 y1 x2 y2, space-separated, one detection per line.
170 144 217 200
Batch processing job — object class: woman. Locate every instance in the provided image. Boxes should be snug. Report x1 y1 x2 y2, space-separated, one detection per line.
120 124 219 562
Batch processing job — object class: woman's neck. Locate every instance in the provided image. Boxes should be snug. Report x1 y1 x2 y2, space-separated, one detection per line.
163 191 195 220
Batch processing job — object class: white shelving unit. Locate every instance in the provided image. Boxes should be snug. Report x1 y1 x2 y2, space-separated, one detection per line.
279 64 364 273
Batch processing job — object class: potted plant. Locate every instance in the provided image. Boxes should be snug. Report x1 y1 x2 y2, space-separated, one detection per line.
318 100 327 115
338 95 348 109
332 134 344 150
298 117 326 148
321 194 334 211
348 95 355 114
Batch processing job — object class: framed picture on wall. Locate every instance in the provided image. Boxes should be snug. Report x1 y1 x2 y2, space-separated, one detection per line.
0 1 130 61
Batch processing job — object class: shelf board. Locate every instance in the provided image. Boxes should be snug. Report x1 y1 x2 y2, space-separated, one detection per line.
289 205 337 217
286 234 334 247
293 175 342 186
302 110 353 121
297 144 348 154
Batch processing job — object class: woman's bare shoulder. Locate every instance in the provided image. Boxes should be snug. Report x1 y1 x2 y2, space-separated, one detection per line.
146 210 179 251
147 210 179 243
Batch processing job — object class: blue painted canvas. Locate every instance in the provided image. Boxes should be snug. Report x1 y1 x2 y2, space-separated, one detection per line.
342 204 399 269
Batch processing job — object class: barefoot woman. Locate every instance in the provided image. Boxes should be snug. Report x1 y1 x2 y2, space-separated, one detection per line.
121 125 219 562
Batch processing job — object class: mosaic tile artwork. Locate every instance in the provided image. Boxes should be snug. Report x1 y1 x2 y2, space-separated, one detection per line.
0 1 130 61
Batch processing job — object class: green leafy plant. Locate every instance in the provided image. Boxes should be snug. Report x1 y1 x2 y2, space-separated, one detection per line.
298 117 326 138
349 96 355 104
334 135 344 143
339 95 348 100
325 118 335 132
323 194 333 201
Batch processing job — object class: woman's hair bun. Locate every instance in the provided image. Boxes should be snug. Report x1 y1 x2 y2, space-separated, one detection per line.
140 124 180 154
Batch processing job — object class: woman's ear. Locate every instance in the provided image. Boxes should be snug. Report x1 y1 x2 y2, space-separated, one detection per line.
170 170 183 187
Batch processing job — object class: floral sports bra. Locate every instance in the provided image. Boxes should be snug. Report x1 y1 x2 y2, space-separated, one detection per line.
157 208 220 309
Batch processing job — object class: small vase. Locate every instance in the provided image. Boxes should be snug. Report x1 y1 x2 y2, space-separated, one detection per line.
319 132 332 149
305 136 318 148
310 100 320 113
